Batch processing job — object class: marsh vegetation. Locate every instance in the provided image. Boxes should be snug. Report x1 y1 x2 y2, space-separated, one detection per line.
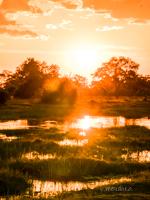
0 97 150 199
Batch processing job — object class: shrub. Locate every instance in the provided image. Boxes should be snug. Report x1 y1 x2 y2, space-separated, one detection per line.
41 78 78 104
0 89 9 104
7 85 16 96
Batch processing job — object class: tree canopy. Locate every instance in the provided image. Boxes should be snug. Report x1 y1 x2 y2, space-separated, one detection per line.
5 58 60 99
91 56 139 98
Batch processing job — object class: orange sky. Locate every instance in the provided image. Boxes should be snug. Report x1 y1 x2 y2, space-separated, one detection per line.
0 0 150 80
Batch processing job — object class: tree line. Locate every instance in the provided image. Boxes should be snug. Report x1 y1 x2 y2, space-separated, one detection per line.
0 56 150 104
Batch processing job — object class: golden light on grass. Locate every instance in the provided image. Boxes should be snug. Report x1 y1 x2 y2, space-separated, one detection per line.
76 51 96 69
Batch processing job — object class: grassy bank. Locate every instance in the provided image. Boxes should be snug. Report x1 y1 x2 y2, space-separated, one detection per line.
0 98 150 120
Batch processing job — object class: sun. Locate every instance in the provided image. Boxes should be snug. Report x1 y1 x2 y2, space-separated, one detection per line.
76 51 96 69
81 116 90 129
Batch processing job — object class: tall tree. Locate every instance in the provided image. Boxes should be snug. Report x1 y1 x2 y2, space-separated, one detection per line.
6 58 60 99
91 56 139 98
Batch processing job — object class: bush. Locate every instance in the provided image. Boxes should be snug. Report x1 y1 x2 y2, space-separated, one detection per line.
7 85 16 96
41 88 77 104
41 78 77 104
135 89 150 96
0 89 9 104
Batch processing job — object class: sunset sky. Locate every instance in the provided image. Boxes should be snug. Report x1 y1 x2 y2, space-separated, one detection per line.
0 0 150 80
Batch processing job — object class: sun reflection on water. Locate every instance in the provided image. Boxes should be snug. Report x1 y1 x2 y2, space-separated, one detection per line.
81 116 90 129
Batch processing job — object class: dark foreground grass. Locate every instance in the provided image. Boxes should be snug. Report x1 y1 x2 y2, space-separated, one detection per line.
0 171 30 196
9 157 150 181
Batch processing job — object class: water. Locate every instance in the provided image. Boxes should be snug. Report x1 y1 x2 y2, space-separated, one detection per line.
30 177 131 198
122 150 150 162
22 151 56 160
58 139 89 146
0 116 150 130
0 133 18 141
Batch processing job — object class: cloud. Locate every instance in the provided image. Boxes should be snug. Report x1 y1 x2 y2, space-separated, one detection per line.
61 1 79 9
82 0 150 20
0 28 52 40
43 9 53 16
95 26 123 31
0 0 43 14
0 27 38 38
46 24 57 29
0 11 16 25
128 19 150 25
59 19 72 28
48 0 79 10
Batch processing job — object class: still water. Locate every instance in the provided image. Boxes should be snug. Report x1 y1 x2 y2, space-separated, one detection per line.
0 133 18 141
29 177 131 198
122 150 150 162
0 116 150 130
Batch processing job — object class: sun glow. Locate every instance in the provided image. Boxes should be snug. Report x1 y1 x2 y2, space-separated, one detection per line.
76 51 96 69
81 116 90 129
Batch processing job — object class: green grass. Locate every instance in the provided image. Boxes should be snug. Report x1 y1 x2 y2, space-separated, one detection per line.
8 157 150 181
0 100 75 121
0 125 150 161
0 98 150 120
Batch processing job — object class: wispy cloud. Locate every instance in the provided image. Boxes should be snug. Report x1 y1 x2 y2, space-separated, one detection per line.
48 0 80 10
46 24 57 29
59 19 72 28
128 19 150 25
95 26 123 31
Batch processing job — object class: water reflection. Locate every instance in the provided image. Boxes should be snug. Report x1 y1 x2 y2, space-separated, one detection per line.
22 151 56 160
58 139 88 146
122 150 150 162
80 116 90 129
31 177 131 198
0 116 150 130
0 133 18 141
0 120 37 129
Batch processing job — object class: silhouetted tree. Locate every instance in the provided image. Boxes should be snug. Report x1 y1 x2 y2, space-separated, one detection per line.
91 57 139 98
126 74 150 96
5 58 60 99
71 74 88 99
0 70 13 88
0 89 9 104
